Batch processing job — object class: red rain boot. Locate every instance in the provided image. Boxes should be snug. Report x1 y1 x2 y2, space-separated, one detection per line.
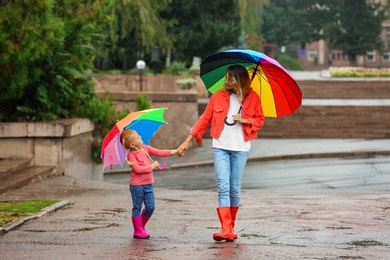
213 207 235 242
132 216 150 239
231 206 239 239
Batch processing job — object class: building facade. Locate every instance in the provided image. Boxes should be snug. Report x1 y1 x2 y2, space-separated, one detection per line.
299 0 390 70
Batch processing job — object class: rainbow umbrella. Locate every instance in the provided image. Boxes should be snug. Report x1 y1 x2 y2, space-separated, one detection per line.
101 108 167 171
200 49 302 117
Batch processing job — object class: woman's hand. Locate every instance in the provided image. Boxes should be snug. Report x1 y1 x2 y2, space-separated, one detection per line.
177 142 189 157
232 114 251 125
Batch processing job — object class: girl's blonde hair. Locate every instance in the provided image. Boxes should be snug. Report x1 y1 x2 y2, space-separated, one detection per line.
224 65 251 101
120 130 137 149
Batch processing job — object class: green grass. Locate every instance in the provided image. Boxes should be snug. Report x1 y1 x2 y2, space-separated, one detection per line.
0 199 60 227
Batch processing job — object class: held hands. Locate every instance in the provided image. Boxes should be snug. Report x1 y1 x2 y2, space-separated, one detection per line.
177 141 190 157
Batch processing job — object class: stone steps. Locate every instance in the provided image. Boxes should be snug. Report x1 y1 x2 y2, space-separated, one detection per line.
0 159 58 194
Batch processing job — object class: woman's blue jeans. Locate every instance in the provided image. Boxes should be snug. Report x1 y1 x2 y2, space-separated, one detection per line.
213 148 249 207
130 184 155 217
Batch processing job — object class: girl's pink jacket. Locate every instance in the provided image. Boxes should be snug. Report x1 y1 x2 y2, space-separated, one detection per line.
127 145 172 185
190 89 265 144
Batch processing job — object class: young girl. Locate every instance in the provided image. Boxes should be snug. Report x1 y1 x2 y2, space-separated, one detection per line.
120 129 177 239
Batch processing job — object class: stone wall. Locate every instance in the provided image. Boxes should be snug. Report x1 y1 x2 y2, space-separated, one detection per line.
259 105 390 139
0 119 96 179
297 80 390 99
199 79 390 139
95 90 199 149
93 74 209 98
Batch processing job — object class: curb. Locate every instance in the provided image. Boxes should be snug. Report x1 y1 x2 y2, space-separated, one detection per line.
0 200 70 235
104 150 390 173
169 150 390 169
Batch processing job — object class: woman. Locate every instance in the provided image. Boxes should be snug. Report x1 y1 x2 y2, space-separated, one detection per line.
177 65 265 242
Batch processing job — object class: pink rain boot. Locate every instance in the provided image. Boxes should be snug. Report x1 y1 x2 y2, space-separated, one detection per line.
141 209 151 232
132 216 150 239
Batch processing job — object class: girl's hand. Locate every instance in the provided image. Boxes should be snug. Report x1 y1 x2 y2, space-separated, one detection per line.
151 161 160 169
171 149 178 155
125 159 133 166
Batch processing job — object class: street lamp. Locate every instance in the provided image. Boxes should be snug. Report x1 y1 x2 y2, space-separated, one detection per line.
136 60 146 92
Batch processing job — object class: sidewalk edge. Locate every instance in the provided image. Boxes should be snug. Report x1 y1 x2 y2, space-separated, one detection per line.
169 150 390 169
0 200 70 235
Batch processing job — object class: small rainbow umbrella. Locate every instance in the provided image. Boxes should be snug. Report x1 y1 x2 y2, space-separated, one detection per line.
200 49 302 117
101 108 167 171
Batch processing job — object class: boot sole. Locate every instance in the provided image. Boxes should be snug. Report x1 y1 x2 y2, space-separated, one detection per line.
213 235 234 242
133 236 150 239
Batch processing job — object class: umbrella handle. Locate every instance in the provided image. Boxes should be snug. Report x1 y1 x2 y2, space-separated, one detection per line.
224 105 242 126
224 117 237 126
157 161 166 170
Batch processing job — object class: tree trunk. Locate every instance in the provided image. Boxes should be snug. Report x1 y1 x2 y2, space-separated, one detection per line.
348 54 357 66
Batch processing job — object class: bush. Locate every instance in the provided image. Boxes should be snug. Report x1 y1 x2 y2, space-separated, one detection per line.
162 61 193 76
128 67 154 76
136 93 152 111
278 55 303 71
77 94 129 163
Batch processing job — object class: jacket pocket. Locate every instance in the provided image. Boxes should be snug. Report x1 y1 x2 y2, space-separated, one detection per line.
213 106 224 113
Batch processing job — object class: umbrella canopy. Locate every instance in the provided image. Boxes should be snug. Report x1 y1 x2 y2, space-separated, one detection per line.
200 49 302 117
101 108 167 171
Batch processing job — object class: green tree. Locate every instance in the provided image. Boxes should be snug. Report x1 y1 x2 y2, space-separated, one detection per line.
161 0 241 64
239 0 269 50
261 0 389 65
261 0 312 48
312 0 387 65
94 0 173 71
0 1 63 102
0 0 112 122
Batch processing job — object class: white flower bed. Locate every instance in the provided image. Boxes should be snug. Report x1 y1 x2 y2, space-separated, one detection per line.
329 66 390 77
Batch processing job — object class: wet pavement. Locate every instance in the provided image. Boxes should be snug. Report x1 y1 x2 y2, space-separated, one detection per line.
1 138 390 259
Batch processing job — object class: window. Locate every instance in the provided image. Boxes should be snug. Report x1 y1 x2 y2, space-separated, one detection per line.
307 49 317 62
366 51 375 62
386 30 390 48
382 52 390 62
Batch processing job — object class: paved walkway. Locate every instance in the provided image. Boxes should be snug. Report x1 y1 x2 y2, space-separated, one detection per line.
1 138 390 259
163 138 390 169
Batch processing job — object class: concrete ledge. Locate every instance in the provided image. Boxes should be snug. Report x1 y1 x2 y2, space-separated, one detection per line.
298 79 390 99
0 119 96 180
96 91 198 102
0 118 94 138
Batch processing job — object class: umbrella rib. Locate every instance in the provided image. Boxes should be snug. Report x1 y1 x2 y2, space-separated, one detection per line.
261 65 302 116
